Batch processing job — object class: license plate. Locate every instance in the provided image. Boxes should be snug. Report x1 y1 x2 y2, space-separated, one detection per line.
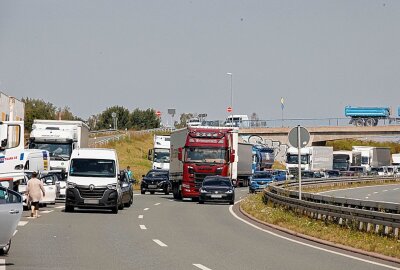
211 194 223 198
148 185 157 189
84 199 99 204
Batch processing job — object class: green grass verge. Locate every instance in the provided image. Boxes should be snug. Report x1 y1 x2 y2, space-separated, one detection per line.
241 193 400 259
303 179 400 193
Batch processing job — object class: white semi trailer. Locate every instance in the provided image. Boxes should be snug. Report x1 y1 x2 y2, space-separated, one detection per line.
28 120 90 171
286 146 333 175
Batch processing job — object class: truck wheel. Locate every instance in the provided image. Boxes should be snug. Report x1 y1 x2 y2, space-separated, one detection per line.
355 118 364 127
365 118 374 127
173 185 182 200
373 119 379 126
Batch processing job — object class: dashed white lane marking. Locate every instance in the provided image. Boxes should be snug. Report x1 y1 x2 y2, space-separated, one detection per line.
193 264 213 270
133 194 141 196
0 259 6 270
144 208 149 211
153 239 168 247
13 230 18 236
138 215 143 219
140 225 147 230
169 199 174 202
383 190 388 192
41 210 54 214
154 203 161 206
229 201 400 270
367 194 371 196
365 197 369 199
18 221 28 227
55 206 65 209
374 192 379 194
394 188 399 191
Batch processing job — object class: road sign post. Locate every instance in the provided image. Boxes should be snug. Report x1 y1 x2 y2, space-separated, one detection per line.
288 125 310 200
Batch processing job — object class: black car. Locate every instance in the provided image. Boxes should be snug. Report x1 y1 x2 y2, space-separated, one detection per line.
119 170 135 208
199 176 235 205
141 169 170 195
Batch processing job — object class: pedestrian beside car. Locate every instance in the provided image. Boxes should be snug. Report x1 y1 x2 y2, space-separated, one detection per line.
126 166 133 178
26 172 45 218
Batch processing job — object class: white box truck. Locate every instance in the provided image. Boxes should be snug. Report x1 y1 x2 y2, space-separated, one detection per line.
28 120 90 171
148 135 170 170
0 92 24 121
352 146 391 171
286 146 333 174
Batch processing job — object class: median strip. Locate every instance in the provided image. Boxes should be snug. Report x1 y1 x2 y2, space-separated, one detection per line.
153 239 167 247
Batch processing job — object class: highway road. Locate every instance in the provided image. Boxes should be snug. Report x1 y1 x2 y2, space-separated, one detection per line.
319 184 400 204
2 188 400 270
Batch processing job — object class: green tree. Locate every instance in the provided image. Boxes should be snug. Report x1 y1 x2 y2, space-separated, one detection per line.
97 106 131 130
174 113 194 128
22 98 57 131
130 108 160 130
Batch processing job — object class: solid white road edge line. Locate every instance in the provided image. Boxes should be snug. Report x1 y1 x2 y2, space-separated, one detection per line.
229 201 400 270
318 184 400 194
138 215 143 219
140 225 147 230
153 239 168 247
193 264 213 270
144 208 149 211
18 221 28 227
0 259 5 270
13 230 18 236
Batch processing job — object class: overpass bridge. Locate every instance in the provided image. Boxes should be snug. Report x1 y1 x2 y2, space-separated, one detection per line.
239 125 400 146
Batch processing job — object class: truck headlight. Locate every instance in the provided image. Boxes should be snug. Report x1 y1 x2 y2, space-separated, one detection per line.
67 182 76 189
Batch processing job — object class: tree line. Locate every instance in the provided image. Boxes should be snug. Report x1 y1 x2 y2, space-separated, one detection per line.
22 98 161 132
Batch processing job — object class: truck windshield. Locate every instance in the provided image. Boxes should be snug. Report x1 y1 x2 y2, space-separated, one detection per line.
361 156 369 165
69 159 116 178
333 161 348 171
286 154 308 165
185 148 227 164
29 142 72 160
154 148 170 163
260 151 274 162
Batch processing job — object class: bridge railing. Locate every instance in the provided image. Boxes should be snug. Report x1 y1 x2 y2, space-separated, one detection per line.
263 176 400 239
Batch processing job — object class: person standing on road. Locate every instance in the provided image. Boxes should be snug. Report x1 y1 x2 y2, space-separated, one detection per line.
26 172 45 218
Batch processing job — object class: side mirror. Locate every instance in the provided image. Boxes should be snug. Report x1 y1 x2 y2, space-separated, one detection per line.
230 150 235 163
1 139 7 148
148 149 153 161
142 175 145 178
178 148 183 161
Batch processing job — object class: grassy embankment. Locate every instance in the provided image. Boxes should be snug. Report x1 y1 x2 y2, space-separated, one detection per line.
241 194 400 259
102 132 154 187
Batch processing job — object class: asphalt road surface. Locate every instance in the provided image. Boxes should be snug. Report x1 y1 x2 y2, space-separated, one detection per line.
319 184 400 203
2 188 399 270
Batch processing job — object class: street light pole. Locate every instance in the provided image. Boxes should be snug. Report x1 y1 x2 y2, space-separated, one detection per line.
227 72 233 126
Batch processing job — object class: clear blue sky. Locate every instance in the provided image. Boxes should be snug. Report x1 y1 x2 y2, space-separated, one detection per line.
1 0 399 123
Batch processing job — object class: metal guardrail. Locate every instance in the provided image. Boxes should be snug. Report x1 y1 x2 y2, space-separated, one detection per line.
264 176 400 238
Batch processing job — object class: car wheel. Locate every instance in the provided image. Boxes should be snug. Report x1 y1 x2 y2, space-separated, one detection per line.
65 205 74 213
0 240 11 255
112 205 119 214
141 190 145 195
229 200 235 205
118 202 124 210
150 191 155 195
198 200 204 204
164 187 170 195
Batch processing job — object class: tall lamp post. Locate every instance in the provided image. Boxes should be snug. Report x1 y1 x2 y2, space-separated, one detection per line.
227 72 233 126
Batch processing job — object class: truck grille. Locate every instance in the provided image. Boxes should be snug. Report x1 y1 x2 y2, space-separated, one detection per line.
77 186 107 199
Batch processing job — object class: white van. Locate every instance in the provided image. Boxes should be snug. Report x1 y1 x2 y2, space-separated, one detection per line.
225 115 249 128
65 148 122 213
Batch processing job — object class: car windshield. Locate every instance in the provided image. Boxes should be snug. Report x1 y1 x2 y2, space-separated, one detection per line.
185 148 227 164
69 159 116 178
203 179 231 187
286 154 308 164
30 142 72 160
253 173 273 179
154 148 170 163
146 171 168 178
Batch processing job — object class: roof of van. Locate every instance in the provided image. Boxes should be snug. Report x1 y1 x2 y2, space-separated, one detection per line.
70 148 117 159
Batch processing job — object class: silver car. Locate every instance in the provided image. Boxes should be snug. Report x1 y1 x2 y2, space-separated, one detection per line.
0 181 23 255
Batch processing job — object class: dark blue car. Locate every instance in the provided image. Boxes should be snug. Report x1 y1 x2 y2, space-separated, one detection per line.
249 171 274 193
